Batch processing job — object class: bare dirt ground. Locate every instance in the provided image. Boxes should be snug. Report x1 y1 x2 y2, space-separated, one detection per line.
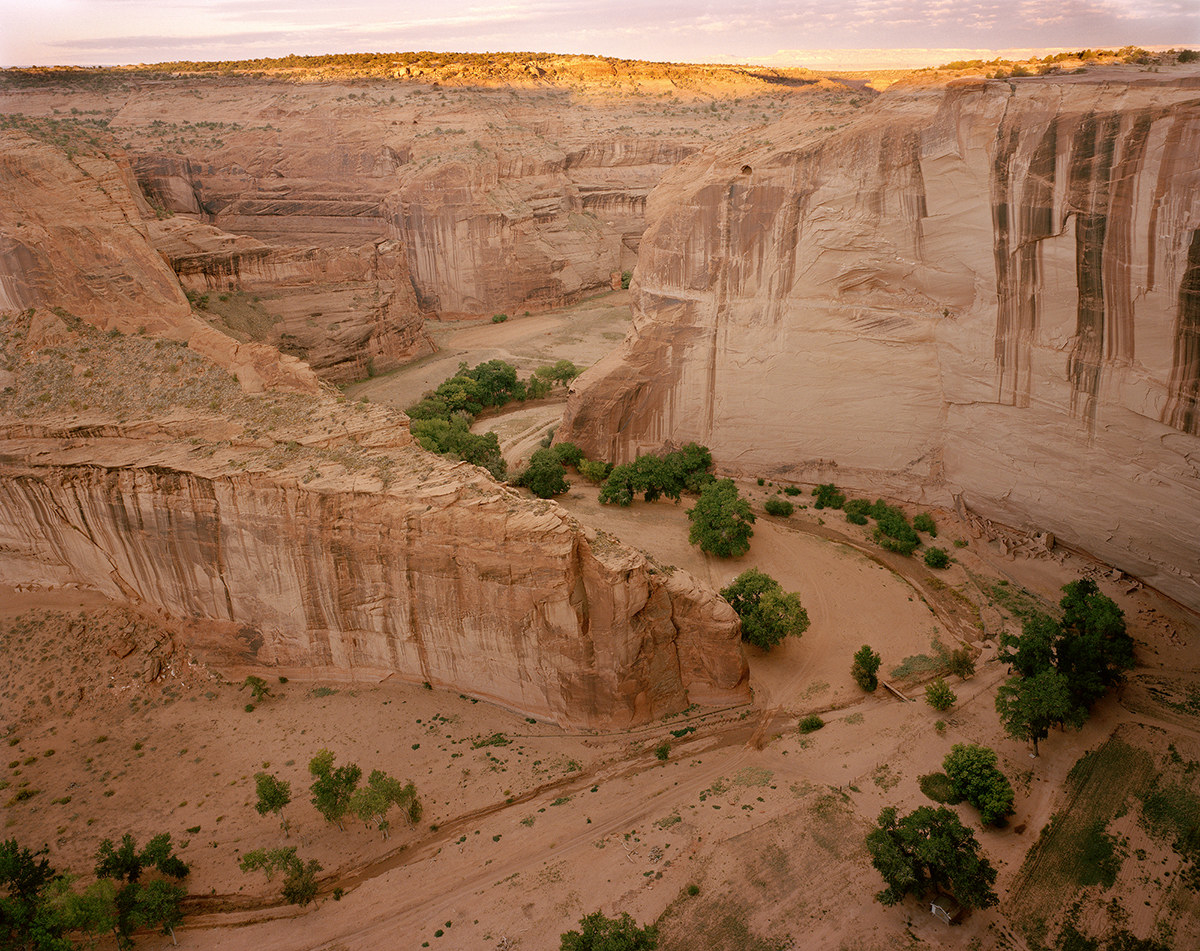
5 298 1200 951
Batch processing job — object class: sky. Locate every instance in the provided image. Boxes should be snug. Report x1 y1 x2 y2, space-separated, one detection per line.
1 0 1197 69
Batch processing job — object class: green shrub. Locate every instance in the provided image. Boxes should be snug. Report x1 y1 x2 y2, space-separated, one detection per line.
578 458 613 483
491 313 508 323
654 741 670 761
798 714 824 734
620 270 633 289
871 501 919 555
925 678 957 711
942 744 1014 825
924 547 950 569
812 483 845 510
764 496 794 517
516 448 570 498
783 485 801 496
913 513 937 535
918 771 959 804
1178 49 1198 63
843 498 871 525
552 442 584 467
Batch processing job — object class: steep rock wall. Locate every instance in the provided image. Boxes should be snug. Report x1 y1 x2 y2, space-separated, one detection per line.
560 70 1200 609
0 425 748 728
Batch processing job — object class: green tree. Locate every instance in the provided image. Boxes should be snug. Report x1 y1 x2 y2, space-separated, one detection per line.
719 568 809 651
851 644 882 692
552 442 584 467
865 806 998 910
308 750 362 830
239 847 322 907
1 839 71 951
997 613 1058 678
560 910 658 951
516 448 570 498
349 770 422 840
924 678 956 711
253 772 292 836
93 833 189 949
942 744 1015 825
688 479 755 558
994 668 1079 755
1055 579 1134 709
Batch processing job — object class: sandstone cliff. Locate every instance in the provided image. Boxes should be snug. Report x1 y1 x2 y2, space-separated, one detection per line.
0 417 748 728
560 67 1200 610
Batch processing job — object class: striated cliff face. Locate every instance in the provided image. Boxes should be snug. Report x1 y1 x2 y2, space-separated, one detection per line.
0 420 748 728
560 68 1200 609
0 131 319 394
2 74 860 347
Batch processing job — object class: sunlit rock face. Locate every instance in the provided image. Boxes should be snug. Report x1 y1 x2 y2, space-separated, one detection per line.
560 70 1200 609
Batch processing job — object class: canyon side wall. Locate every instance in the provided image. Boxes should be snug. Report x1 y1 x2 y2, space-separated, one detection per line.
0 424 748 728
559 69 1200 609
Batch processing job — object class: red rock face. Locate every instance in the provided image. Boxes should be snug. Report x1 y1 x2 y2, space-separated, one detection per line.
0 423 748 728
560 69 1200 610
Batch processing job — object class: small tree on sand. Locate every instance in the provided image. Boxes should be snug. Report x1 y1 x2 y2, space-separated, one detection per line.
719 568 809 652
851 645 882 692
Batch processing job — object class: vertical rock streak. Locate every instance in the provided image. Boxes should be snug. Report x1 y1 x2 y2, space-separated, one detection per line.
1164 229 1200 435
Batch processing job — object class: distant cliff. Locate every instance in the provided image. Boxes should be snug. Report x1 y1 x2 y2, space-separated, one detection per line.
560 68 1200 609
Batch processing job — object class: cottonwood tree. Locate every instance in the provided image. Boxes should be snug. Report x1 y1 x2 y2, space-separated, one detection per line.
309 750 361 831
92 833 189 948
719 568 809 651
942 744 1015 825
560 911 658 951
688 479 755 558
994 668 1079 756
254 772 293 836
239 847 323 907
866 806 998 910
350 770 422 840
851 645 882 691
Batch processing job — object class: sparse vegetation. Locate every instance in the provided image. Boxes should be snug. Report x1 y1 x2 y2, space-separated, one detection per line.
923 546 950 569
811 483 845 510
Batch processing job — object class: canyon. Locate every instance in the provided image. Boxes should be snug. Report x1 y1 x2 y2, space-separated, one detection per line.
2 51 1200 951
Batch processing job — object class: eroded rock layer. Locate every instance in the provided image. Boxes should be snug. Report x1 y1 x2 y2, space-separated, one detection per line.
560 68 1200 609
0 421 748 728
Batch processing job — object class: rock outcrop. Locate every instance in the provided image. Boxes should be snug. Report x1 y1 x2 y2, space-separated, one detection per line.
0 420 749 728
0 130 319 394
560 67 1200 610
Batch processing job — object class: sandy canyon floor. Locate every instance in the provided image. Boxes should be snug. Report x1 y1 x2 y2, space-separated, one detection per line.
5 298 1200 951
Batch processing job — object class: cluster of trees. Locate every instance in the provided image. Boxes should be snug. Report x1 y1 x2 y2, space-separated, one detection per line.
995 579 1134 754
560 911 658 950
407 359 580 479
1 833 189 950
811 485 939 558
597 444 714 506
242 751 421 906
719 569 809 651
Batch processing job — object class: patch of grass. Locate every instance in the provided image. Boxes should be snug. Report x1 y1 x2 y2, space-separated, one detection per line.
733 766 773 787
1011 734 1155 926
1076 819 1124 887
471 733 510 748
309 686 338 698
918 772 959 804
1140 782 1200 864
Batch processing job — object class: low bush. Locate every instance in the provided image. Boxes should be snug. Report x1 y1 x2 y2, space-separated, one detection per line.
798 714 824 734
812 483 845 510
515 448 570 498
764 496 794 517
783 485 801 496
577 458 613 483
925 678 957 711
924 547 950 569
913 513 937 535
843 498 871 525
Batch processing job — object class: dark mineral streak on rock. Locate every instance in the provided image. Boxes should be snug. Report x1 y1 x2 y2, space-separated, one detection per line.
1164 228 1200 435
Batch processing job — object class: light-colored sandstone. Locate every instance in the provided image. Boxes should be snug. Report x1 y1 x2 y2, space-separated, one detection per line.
561 67 1200 609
